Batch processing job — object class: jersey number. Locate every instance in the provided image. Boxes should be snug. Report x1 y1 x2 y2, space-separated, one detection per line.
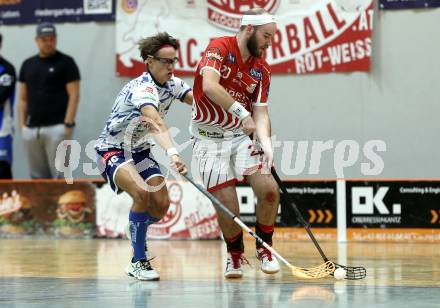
108 156 119 167
220 65 231 79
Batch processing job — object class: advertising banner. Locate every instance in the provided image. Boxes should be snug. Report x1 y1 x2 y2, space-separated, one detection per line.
116 0 374 77
379 0 440 9
2 179 439 242
0 0 115 25
0 181 95 238
236 181 336 227
346 181 440 242
95 179 337 241
96 180 221 239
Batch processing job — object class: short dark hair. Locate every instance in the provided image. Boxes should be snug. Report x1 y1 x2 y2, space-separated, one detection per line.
239 8 269 32
138 32 180 61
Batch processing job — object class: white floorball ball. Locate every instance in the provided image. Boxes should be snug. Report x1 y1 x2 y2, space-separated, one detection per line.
334 268 347 280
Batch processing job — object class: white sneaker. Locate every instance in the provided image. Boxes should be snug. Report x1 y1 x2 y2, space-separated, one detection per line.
224 251 249 279
125 223 149 258
256 247 280 274
125 259 160 281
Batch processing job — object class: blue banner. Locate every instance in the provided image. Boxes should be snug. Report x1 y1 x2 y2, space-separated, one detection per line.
379 0 440 9
0 0 115 25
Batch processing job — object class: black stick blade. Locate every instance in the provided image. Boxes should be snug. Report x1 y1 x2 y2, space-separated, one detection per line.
335 263 367 280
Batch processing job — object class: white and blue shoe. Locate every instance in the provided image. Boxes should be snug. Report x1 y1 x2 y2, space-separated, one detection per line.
125 259 160 281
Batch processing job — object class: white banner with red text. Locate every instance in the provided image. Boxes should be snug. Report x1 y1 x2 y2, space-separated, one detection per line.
96 180 221 239
116 0 374 77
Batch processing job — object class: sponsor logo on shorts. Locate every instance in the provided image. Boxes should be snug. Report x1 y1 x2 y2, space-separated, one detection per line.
102 150 123 162
197 128 243 139
198 128 223 139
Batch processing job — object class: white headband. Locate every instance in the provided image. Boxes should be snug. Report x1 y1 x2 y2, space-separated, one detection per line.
240 14 276 27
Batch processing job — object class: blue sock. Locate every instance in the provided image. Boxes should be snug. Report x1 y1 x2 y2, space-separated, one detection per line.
129 211 159 262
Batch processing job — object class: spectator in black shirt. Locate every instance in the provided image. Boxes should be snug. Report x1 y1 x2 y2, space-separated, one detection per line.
18 22 80 179
0 33 16 179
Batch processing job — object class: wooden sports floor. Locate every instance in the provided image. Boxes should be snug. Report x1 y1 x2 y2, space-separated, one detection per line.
1 238 439 308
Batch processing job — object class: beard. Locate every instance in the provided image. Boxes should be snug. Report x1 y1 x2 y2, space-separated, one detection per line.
247 32 262 57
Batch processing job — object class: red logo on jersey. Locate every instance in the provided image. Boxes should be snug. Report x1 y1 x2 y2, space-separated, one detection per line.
102 150 123 163
207 0 280 32
146 86 154 93
206 47 224 62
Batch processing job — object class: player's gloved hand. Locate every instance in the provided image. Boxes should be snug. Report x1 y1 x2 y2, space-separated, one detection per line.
170 155 188 175
241 115 256 136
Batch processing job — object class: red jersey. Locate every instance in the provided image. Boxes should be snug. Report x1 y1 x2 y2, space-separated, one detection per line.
191 36 271 139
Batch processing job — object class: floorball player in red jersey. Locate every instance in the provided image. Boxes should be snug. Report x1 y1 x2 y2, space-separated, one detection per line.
190 8 280 278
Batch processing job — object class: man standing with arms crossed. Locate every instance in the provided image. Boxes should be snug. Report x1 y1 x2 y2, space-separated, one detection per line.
18 22 80 178
191 8 280 278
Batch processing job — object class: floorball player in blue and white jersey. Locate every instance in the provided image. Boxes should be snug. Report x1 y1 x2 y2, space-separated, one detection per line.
95 32 193 281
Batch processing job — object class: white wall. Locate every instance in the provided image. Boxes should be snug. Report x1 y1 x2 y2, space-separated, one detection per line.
0 7 439 179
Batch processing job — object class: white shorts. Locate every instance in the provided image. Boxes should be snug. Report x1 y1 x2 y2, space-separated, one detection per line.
192 135 262 192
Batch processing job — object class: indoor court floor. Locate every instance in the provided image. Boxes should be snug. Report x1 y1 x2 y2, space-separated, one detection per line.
1 238 439 307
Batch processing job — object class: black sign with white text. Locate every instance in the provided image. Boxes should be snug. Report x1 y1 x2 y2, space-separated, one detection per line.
0 0 115 25
237 181 337 228
346 181 440 228
379 0 440 9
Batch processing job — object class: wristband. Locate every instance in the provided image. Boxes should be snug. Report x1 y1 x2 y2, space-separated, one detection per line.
166 147 179 157
228 101 250 121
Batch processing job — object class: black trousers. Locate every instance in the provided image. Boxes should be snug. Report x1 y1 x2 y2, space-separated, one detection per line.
0 161 12 179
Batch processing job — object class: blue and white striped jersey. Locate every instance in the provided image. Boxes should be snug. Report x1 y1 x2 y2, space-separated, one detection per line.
95 71 191 153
